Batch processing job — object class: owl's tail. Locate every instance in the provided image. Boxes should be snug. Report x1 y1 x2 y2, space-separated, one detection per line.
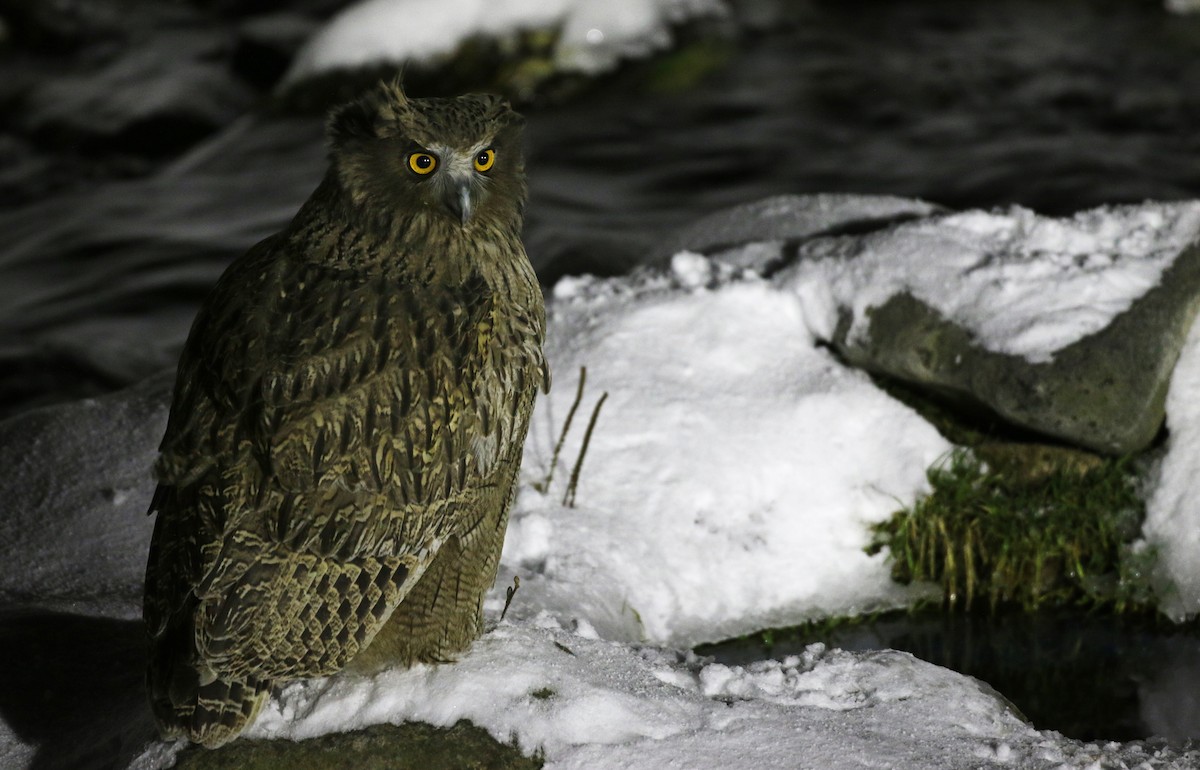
147 621 272 748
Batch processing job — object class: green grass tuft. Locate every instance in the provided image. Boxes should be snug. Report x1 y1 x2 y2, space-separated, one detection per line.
869 448 1154 613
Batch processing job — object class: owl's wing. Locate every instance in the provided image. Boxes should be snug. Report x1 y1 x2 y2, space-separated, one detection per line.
145 241 539 685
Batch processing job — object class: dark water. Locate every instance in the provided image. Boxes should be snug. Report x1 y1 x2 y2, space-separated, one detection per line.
699 609 1200 743
3 0 1200 745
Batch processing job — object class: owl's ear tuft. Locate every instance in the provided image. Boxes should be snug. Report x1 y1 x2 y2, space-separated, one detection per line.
499 106 525 128
480 94 523 127
380 78 409 110
327 95 378 146
328 79 413 146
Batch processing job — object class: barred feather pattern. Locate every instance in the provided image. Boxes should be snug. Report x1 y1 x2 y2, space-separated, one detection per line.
144 89 546 748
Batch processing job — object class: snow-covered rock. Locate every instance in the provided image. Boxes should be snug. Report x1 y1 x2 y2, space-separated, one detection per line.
284 0 726 84
240 620 1043 770
664 198 1200 454
787 202 1200 455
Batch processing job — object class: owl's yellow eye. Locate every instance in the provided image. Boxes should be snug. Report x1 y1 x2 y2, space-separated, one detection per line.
407 152 437 175
473 148 496 173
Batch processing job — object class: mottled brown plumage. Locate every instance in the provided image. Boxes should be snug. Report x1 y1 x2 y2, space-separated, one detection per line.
143 82 548 748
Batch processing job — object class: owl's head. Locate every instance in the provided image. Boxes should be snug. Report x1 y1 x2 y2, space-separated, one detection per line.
327 81 526 230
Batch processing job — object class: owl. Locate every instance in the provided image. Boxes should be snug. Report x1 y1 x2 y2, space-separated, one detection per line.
143 81 548 748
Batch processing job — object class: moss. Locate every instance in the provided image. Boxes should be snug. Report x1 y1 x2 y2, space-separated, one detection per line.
868 448 1153 613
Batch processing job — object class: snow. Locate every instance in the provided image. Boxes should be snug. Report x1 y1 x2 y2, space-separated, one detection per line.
1143 317 1200 621
499 252 949 647
7 196 1200 768
285 0 725 83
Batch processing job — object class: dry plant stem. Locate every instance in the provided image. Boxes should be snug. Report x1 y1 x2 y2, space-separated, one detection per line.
537 366 588 492
501 575 520 621
563 391 608 508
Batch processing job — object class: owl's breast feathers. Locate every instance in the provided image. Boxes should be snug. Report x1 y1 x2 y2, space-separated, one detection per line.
145 228 546 684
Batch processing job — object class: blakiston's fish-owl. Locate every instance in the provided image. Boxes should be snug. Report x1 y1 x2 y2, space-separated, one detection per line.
143 82 548 748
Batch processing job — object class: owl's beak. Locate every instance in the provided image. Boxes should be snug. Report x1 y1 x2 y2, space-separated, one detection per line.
443 178 474 226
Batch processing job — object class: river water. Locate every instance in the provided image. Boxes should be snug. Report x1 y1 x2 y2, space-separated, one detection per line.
2 0 1200 743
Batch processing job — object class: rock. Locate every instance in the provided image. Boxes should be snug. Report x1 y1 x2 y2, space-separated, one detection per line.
172 720 541 770
0 370 170 610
